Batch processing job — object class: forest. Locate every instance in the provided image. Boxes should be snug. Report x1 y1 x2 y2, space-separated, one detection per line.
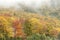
0 0 60 40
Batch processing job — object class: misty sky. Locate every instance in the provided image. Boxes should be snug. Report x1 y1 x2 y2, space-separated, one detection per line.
0 0 50 8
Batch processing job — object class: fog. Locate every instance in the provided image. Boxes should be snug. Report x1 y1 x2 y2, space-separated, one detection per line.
0 0 50 8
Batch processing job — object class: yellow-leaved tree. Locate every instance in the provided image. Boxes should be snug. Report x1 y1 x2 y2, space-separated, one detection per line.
0 16 14 38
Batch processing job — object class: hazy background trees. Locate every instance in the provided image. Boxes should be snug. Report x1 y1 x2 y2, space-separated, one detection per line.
15 0 60 20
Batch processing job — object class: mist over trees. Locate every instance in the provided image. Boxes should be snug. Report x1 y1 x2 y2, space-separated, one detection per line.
14 0 60 20
0 0 60 40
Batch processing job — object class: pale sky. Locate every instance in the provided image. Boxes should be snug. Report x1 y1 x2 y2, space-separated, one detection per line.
0 0 50 8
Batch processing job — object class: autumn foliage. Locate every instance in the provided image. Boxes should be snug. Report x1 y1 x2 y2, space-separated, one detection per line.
0 9 60 40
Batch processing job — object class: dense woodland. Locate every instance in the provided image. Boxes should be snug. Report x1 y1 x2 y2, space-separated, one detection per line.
0 0 60 40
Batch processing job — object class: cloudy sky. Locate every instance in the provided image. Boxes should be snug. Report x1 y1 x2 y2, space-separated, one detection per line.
0 0 50 7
